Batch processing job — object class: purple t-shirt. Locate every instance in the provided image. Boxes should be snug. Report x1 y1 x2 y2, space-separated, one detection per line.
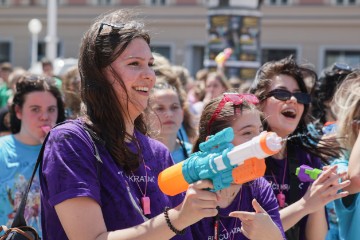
40 119 192 240
191 178 285 240
264 148 323 240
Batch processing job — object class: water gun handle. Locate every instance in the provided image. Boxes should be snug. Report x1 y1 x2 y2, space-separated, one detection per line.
296 164 322 182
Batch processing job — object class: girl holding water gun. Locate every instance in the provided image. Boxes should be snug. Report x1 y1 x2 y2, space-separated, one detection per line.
190 92 285 240
249 55 350 240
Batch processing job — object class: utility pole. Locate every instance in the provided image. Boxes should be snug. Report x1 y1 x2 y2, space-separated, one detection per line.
45 0 57 61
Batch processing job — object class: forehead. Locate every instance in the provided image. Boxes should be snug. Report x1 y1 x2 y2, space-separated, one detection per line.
206 76 221 84
231 109 261 128
119 38 152 58
270 74 300 90
23 91 57 106
151 89 180 103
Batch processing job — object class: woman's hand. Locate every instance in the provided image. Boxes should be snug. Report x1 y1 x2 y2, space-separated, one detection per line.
300 165 350 214
229 199 283 240
172 180 219 229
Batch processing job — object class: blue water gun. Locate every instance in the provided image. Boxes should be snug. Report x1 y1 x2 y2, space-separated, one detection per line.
158 127 283 196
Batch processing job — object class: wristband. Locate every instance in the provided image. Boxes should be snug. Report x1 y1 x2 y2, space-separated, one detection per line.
164 207 186 235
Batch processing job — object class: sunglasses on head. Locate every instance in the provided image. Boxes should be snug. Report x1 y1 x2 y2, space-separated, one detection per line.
264 89 311 104
332 62 352 74
97 22 124 37
208 93 259 134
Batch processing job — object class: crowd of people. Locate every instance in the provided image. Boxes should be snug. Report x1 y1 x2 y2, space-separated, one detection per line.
0 8 359 240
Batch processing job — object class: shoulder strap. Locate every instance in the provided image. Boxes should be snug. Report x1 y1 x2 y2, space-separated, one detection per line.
287 143 301 204
11 132 52 228
11 121 104 228
285 143 301 240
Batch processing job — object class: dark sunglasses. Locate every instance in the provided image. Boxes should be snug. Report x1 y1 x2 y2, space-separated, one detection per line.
208 93 259 134
264 89 311 104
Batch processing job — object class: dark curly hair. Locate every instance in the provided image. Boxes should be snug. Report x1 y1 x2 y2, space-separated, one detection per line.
10 74 65 134
249 55 341 163
311 63 351 126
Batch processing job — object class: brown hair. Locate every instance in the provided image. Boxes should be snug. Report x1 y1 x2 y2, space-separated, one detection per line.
193 93 259 152
78 9 151 172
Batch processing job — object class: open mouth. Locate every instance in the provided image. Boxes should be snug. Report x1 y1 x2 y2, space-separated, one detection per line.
134 86 149 93
281 109 296 119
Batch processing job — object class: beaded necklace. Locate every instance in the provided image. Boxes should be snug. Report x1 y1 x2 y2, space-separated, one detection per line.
271 157 287 208
214 187 243 240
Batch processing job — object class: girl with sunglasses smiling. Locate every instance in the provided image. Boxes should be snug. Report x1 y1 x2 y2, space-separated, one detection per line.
249 55 349 240
190 92 285 240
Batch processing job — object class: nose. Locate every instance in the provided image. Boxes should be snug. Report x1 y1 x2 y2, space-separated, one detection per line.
40 111 49 120
163 109 173 118
287 95 298 104
143 66 156 83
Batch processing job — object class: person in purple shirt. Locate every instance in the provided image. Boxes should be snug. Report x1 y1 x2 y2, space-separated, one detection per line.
249 55 350 240
39 9 219 240
191 93 285 240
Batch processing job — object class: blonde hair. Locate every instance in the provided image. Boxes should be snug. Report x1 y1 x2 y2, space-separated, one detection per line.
332 70 360 150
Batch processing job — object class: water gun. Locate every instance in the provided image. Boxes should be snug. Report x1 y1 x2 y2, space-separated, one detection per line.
296 165 322 182
158 127 283 196
215 48 233 67
322 121 337 135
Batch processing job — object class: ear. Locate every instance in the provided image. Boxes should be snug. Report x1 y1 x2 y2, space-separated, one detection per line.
14 105 23 120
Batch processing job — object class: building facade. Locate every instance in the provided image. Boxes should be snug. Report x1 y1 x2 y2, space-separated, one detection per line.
0 0 359 77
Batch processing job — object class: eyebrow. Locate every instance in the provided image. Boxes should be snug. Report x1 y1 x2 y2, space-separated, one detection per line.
274 86 301 92
238 124 256 131
124 56 154 61
29 104 57 108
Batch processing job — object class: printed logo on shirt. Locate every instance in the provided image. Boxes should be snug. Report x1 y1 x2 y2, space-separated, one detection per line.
128 175 155 183
268 181 290 192
207 226 242 240
117 170 156 183
4 174 42 233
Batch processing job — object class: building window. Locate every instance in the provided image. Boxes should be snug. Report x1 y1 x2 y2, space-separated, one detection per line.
0 41 11 63
190 45 205 77
151 45 171 62
146 0 168 5
38 41 62 61
265 0 291 5
97 0 112 5
261 48 297 64
324 50 360 69
333 0 358 5
0 0 9 6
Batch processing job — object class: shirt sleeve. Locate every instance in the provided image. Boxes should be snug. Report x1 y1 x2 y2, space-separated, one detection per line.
42 124 101 207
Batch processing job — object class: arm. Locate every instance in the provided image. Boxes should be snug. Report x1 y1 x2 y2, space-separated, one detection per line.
55 180 218 240
305 208 327 240
345 130 360 194
280 165 349 231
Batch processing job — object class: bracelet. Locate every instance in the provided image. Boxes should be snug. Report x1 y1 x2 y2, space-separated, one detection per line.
164 207 186 235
